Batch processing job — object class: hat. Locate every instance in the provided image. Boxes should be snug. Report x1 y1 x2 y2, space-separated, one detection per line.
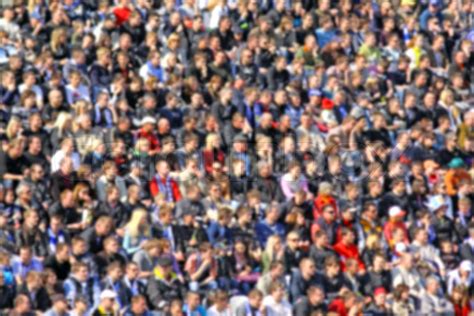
395 242 407 254
350 107 365 120
308 89 322 98
233 134 247 142
389 206 406 218
374 287 387 296
130 160 145 169
100 290 117 300
140 116 156 126
448 157 465 169
182 208 197 217
460 260 472 272
343 207 357 213
157 256 173 267
425 195 448 212
429 0 440 6
51 294 67 304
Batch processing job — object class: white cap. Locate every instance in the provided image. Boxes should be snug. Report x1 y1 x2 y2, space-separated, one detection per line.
389 206 406 218
460 260 472 272
140 116 156 126
395 242 407 254
100 289 117 300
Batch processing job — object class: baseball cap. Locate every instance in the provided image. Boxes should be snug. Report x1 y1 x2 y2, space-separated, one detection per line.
374 287 387 296
448 157 465 169
460 260 472 272
425 195 448 212
51 294 67 304
100 290 117 300
157 256 173 267
308 89 322 97
140 116 156 126
389 206 406 218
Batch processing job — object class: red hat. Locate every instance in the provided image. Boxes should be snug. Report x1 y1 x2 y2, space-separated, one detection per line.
374 287 387 296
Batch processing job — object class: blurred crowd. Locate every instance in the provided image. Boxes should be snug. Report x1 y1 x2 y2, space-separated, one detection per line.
0 0 473 315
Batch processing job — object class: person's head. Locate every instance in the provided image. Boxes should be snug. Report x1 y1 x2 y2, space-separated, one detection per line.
199 242 213 260
99 290 117 311
269 281 286 302
25 271 42 291
95 216 113 236
286 231 300 250
451 285 469 305
425 276 440 294
247 289 263 309
131 295 148 314
265 203 280 223
139 238 159 258
55 242 70 262
71 237 87 256
186 291 200 310
303 285 323 306
400 252 414 270
217 207 233 226
156 160 170 177
50 294 68 313
211 290 228 311
300 258 317 279
13 294 31 314
322 205 336 222
107 261 123 281
372 252 386 271
126 262 140 280
72 262 89 282
373 287 387 306
23 210 39 228
414 228 428 245
325 256 340 277
269 260 284 279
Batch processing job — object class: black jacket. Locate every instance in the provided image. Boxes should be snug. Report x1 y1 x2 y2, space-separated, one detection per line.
17 285 51 311
145 275 185 311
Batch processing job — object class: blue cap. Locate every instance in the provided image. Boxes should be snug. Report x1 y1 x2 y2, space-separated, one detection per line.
429 0 440 6
308 89 322 97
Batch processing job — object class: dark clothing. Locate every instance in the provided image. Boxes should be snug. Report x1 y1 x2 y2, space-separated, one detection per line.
44 255 71 281
17 285 51 312
145 276 185 311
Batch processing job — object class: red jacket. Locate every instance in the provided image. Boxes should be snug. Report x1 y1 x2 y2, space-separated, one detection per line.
383 220 409 247
454 303 471 316
333 241 365 272
137 129 160 152
149 176 181 202
328 298 348 316
202 149 225 174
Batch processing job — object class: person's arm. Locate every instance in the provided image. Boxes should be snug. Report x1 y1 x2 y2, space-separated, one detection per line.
122 231 142 255
63 279 77 307
189 257 212 282
289 275 303 303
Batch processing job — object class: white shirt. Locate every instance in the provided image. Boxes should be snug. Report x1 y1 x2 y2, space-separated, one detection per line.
206 306 232 316
51 150 81 172
65 84 91 105
262 296 293 316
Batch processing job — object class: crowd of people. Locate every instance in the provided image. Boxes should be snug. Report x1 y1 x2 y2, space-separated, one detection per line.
0 0 473 315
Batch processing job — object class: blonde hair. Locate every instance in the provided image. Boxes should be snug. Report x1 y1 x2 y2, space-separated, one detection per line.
205 133 219 150
365 234 381 250
50 28 67 53
54 112 72 132
264 235 281 261
85 137 104 154
6 116 22 140
127 209 150 238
